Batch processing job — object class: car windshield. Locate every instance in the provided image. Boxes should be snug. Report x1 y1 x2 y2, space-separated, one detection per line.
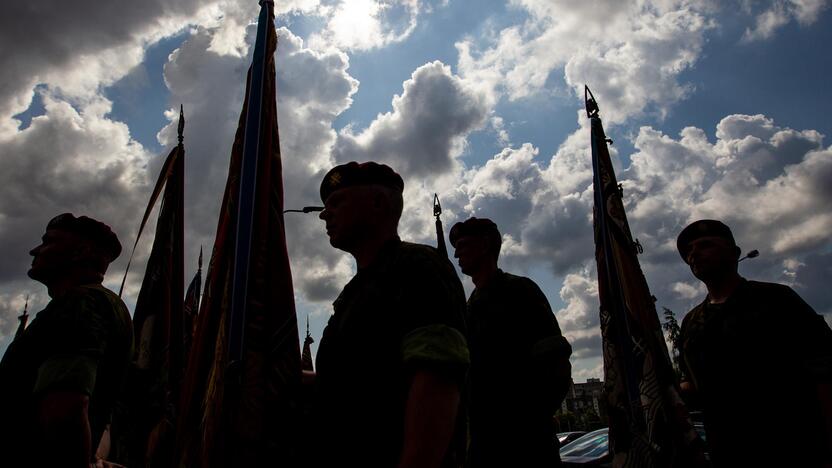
557 432 582 443
559 428 609 458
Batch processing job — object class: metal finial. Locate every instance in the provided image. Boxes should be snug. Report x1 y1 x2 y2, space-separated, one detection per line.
198 246 203 271
23 295 29 316
306 315 310 339
585 85 600 119
433 194 442 218
177 105 185 145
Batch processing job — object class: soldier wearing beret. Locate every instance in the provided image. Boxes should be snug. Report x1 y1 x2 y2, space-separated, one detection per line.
449 217 572 467
311 162 469 467
0 213 134 468
677 219 832 467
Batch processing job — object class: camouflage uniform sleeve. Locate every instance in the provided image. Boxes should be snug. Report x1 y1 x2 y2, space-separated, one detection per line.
398 248 469 377
33 288 113 396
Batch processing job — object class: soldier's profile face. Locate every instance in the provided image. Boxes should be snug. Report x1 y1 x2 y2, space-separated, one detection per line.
28 228 80 282
319 186 375 251
685 236 738 281
453 235 489 276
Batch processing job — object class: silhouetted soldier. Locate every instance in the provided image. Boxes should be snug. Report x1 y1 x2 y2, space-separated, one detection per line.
0 214 134 468
311 162 469 467
449 217 572 467
677 219 832 467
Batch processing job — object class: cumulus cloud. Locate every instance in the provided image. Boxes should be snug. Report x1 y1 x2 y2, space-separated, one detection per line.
742 0 829 42
456 0 715 123
309 0 423 51
333 61 489 178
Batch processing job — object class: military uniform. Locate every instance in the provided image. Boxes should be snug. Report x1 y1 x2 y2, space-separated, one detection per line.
314 238 469 467
0 284 134 464
680 279 832 467
465 269 572 467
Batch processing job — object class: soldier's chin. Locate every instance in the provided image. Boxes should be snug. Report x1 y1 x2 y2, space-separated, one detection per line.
27 266 45 281
327 234 348 251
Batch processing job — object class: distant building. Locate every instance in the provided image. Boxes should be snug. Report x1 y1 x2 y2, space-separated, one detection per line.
556 378 607 432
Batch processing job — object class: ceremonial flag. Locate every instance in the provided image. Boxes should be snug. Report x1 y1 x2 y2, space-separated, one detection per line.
113 106 186 467
586 86 704 467
301 316 313 371
182 247 203 363
174 1 300 466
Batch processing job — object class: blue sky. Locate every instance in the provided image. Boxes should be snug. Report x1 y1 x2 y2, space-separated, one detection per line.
1 0 831 380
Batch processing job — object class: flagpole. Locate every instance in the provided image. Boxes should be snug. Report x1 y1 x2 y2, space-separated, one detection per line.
228 0 275 370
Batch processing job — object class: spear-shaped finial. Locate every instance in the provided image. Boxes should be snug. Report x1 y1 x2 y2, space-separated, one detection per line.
306 315 310 340
585 85 600 119
177 104 185 145
433 194 448 257
198 245 203 271
14 295 30 340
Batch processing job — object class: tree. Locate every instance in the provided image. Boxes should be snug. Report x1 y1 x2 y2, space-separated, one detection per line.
661 307 681 378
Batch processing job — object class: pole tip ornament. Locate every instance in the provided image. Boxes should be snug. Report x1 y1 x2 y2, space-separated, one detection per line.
178 104 185 144
433 194 442 218
585 85 600 119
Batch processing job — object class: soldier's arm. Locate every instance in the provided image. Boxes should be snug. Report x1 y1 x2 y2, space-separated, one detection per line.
779 286 832 459
398 369 460 468
397 249 470 466
34 289 110 466
523 278 573 408
38 390 92 468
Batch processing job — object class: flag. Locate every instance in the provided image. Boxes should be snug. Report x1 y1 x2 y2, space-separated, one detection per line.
182 247 203 364
586 86 704 467
113 106 186 467
301 316 314 372
174 1 300 466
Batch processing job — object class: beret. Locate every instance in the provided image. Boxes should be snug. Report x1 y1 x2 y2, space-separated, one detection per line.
676 219 736 261
449 217 501 248
320 161 404 203
47 213 122 262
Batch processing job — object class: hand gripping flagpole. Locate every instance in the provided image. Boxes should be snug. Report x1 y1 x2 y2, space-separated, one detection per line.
228 0 274 370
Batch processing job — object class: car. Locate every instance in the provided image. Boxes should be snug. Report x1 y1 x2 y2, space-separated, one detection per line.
559 427 611 466
558 425 709 466
557 431 587 446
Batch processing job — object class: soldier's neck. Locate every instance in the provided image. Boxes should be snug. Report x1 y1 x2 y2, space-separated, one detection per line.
353 231 399 270
472 263 498 289
45 271 103 299
705 272 742 304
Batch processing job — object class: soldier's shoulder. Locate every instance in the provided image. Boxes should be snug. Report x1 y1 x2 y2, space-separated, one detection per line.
74 284 132 325
680 300 707 331
744 279 794 296
396 241 445 266
500 271 543 294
